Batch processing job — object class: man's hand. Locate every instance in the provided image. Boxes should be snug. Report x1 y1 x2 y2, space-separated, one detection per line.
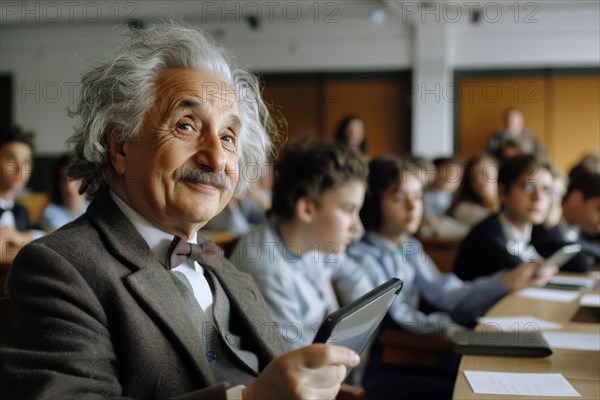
500 260 557 291
244 344 360 400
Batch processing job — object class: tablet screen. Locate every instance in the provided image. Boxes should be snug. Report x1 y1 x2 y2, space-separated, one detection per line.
313 278 403 358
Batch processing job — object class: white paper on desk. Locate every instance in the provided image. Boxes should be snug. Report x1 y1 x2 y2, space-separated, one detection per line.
590 271 600 280
464 370 581 397
580 294 600 308
543 332 600 351
549 276 597 289
517 287 580 302
478 316 562 331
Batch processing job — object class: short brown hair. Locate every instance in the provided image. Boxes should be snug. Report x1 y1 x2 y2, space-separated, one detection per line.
270 139 368 221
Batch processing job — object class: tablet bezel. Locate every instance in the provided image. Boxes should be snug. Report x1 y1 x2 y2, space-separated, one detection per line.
313 277 403 350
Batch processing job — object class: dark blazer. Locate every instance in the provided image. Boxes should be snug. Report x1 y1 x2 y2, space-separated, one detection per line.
531 224 598 272
454 214 532 281
0 190 288 399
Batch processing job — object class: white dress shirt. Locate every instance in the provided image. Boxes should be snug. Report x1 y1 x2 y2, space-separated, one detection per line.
499 213 541 262
0 197 17 227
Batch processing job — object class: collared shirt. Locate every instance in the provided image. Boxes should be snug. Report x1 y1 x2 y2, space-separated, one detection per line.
232 220 373 349
0 196 44 240
559 218 580 243
0 196 16 228
110 191 213 312
348 231 506 333
499 213 540 262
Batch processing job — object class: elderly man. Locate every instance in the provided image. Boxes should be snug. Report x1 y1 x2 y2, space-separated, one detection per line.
0 24 358 399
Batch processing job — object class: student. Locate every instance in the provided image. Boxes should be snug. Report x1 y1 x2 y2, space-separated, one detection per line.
0 23 360 399
347 155 552 400
532 170 600 271
447 154 499 228
420 156 466 237
231 139 373 349
334 115 368 155
486 108 541 158
454 155 554 281
38 154 90 233
0 127 44 263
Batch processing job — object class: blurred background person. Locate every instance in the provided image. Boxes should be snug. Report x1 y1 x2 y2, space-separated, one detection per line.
532 170 600 272
334 114 368 156
447 154 500 229
38 154 90 233
486 108 542 158
492 138 526 162
420 156 466 237
454 155 554 281
238 162 274 225
0 127 43 264
568 151 600 180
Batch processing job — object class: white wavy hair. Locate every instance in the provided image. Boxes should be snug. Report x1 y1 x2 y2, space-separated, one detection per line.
68 22 277 196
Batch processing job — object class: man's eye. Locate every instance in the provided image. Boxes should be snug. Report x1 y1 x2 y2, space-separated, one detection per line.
221 131 237 145
178 123 194 131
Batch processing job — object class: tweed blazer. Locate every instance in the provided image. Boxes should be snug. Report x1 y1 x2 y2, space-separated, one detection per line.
0 190 288 399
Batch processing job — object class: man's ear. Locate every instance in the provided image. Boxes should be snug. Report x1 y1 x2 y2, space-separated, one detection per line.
295 196 316 224
107 128 127 175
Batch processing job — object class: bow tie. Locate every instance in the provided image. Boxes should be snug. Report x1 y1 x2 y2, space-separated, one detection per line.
165 236 219 270
0 206 13 216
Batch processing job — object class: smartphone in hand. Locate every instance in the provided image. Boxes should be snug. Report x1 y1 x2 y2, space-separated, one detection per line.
536 244 582 275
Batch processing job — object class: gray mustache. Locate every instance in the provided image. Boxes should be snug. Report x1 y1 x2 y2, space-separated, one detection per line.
175 166 232 191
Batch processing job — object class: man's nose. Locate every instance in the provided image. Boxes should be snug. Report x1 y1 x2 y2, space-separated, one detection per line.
194 132 226 173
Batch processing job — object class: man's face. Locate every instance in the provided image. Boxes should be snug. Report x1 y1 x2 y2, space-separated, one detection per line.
112 68 241 237
0 142 32 194
309 179 366 253
379 174 423 237
501 168 553 227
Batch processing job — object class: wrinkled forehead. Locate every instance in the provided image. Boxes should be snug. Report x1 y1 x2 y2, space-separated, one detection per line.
153 68 239 112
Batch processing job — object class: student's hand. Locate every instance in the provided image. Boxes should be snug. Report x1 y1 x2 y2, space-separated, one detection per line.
244 344 360 400
500 260 557 291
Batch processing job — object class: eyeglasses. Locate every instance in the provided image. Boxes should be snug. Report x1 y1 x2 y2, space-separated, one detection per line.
517 182 553 196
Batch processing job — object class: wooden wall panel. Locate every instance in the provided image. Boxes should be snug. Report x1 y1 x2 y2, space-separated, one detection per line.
457 71 599 173
323 79 407 157
262 73 410 157
548 75 600 172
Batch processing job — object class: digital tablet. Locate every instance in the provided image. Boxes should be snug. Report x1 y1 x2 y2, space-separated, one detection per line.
536 243 582 275
313 278 403 359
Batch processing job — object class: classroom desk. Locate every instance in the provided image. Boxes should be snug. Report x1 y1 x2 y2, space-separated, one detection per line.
453 274 600 399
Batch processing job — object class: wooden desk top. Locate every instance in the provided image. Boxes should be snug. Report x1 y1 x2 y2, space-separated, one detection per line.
453 274 600 399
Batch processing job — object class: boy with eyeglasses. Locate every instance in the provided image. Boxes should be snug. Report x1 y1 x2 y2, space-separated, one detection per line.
454 155 555 281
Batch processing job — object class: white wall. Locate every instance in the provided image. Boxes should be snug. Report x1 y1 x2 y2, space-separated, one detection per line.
1 1 598 156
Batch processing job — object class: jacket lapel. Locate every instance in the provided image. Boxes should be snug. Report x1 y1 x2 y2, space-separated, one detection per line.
86 190 217 385
199 235 288 364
